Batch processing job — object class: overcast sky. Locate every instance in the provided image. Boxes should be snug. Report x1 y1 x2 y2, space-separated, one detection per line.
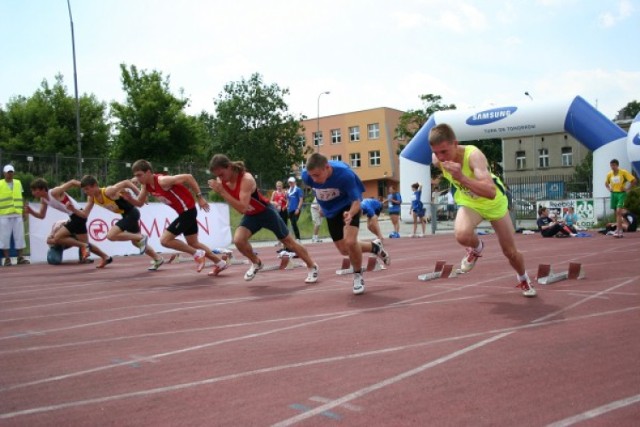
2 0 638 121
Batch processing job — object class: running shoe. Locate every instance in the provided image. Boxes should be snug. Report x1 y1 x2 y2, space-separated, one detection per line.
208 261 229 277
305 264 319 284
194 249 206 272
136 235 148 254
80 244 91 261
96 256 113 269
3 258 11 267
148 257 165 271
517 277 537 297
244 260 263 281
352 273 365 295
372 239 390 266
460 241 483 273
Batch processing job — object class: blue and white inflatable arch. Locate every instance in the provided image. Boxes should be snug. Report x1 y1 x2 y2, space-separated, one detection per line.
400 95 639 218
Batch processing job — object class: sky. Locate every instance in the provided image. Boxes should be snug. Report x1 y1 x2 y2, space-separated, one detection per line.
1 0 638 121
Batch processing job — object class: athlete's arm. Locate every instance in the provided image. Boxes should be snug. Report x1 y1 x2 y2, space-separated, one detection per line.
27 200 48 219
105 179 139 200
122 185 148 207
74 196 94 219
50 179 81 200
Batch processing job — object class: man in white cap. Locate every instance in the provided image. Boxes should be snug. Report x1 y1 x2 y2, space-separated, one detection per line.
287 176 303 242
0 164 30 266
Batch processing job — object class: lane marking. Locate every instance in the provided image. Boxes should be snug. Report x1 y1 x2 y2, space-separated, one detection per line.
546 393 640 427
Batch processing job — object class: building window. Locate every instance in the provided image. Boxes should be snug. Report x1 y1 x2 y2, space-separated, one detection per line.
561 147 573 166
350 152 361 168
369 150 381 166
313 131 323 147
349 126 360 142
331 129 342 144
516 151 526 170
367 123 380 139
538 148 549 168
331 154 342 162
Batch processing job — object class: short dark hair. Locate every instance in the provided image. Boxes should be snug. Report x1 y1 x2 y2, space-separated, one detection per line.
610 159 619 165
30 178 49 191
80 175 98 188
132 159 153 173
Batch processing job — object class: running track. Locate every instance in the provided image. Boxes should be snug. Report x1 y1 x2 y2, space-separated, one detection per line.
1 232 639 426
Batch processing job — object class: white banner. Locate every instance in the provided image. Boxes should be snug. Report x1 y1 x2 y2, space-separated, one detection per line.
28 203 232 263
536 199 596 229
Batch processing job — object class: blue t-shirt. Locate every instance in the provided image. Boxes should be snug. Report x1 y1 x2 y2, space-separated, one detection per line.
361 198 382 218
411 189 424 212
287 185 304 213
387 192 401 214
302 161 364 219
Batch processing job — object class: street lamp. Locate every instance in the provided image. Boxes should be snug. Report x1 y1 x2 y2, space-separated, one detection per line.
316 91 330 152
524 91 533 101
67 0 82 177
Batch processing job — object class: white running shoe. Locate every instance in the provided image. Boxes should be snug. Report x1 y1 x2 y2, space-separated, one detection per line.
305 264 319 283
136 235 148 254
352 273 365 295
148 257 165 271
244 261 263 281
460 241 483 273
517 277 537 297
208 261 229 277
194 249 206 272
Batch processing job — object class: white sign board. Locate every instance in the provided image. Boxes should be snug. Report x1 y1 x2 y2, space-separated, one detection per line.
28 202 232 263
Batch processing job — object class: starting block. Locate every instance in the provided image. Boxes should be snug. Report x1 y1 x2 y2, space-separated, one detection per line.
418 260 458 281
261 256 305 271
166 250 248 266
336 257 386 275
536 262 585 285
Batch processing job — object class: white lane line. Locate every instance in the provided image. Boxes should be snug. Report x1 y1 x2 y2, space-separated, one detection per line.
271 333 513 427
546 393 640 427
532 277 637 323
0 305 637 419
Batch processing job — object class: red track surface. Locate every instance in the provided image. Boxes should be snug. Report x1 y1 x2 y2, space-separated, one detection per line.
1 233 639 426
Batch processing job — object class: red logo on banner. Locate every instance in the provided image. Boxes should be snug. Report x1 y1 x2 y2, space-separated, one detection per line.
89 219 110 241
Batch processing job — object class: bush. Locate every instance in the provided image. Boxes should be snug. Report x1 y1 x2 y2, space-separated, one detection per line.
624 186 640 215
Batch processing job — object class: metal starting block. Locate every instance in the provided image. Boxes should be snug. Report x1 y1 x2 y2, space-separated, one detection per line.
418 260 458 281
536 262 585 285
166 250 248 266
261 256 305 271
336 256 386 275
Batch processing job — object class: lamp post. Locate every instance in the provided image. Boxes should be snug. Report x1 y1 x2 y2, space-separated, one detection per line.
524 91 533 101
67 0 82 177
316 91 330 152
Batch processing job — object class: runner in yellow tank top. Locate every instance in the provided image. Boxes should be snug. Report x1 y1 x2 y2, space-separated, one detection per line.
79 175 165 271
429 123 536 297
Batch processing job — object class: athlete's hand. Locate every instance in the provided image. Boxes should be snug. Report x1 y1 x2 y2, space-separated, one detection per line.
343 210 353 225
208 178 223 193
198 196 210 213
440 161 462 180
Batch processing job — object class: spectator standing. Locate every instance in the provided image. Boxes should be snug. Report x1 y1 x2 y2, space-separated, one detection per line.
605 159 636 238
0 164 29 265
287 177 303 242
387 185 402 238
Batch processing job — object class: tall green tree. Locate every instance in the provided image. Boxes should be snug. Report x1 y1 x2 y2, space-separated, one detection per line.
616 100 640 120
110 64 206 163
0 74 109 156
207 73 306 187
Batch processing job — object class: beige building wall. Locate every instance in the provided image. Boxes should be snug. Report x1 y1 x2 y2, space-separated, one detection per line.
301 107 405 199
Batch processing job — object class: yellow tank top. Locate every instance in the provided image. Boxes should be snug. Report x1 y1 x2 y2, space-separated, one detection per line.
439 145 508 221
93 188 125 215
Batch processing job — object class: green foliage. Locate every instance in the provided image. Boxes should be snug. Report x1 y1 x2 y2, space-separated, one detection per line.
207 73 306 186
569 151 593 192
395 94 456 150
617 100 640 119
624 186 640 214
0 74 109 157
110 64 207 164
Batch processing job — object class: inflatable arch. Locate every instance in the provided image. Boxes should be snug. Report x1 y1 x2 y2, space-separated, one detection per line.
400 96 640 219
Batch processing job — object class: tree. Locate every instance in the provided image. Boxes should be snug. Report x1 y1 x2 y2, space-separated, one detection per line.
207 73 306 187
395 94 457 145
0 74 109 157
616 100 640 120
110 64 207 164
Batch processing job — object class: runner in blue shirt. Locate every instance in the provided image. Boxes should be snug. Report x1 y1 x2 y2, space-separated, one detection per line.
302 153 390 295
361 198 384 242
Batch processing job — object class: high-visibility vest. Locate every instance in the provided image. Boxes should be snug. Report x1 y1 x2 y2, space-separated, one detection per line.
0 179 24 215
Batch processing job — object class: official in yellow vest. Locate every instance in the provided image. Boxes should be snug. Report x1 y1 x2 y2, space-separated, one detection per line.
0 164 30 265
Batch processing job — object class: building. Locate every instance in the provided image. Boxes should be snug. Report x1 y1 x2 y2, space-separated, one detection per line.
300 107 405 198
